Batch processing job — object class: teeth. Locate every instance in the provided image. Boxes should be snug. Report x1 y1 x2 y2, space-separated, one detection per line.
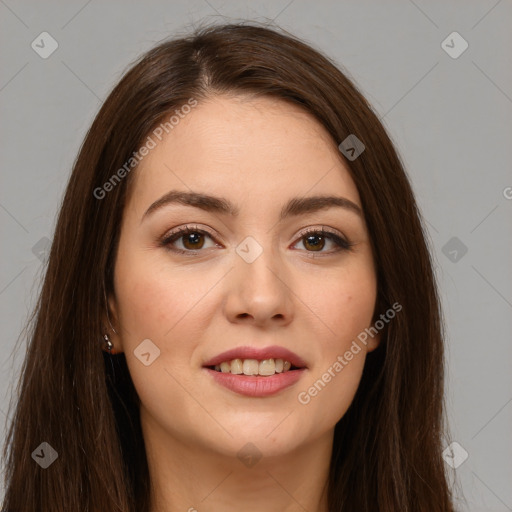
230 358 243 374
242 359 259 375
259 359 275 376
212 358 295 376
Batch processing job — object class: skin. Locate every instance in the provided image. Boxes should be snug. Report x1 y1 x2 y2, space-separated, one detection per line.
104 94 381 512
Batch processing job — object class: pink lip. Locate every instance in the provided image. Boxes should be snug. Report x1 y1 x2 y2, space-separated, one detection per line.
204 367 306 397
202 345 307 369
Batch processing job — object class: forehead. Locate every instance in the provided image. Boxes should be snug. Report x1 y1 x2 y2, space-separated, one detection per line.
127 95 361 215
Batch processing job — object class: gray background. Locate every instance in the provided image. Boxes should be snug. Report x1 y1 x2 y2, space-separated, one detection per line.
1 0 511 510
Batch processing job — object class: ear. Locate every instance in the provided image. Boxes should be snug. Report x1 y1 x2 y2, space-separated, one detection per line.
101 292 124 354
365 330 382 353
366 294 386 352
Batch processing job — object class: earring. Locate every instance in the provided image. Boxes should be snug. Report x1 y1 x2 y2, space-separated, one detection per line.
103 333 114 354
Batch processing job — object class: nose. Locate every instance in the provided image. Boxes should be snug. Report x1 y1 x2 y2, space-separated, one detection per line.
223 241 294 328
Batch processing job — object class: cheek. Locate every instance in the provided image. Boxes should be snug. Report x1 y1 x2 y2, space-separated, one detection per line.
112 247 219 404
114 250 208 343
112 253 202 419
297 354 366 432
308 261 377 352
323 289 376 353
295 263 376 420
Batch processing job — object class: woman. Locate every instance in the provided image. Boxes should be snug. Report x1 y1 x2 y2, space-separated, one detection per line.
1 22 455 511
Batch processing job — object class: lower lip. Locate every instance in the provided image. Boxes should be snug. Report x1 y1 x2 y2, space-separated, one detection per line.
204 368 306 397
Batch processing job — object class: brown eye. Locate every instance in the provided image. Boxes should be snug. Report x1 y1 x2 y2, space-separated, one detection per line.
302 233 326 252
160 226 217 253
181 231 205 250
293 228 353 255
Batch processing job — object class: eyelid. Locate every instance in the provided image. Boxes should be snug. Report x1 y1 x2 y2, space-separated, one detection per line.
296 225 347 242
160 224 218 248
293 226 354 253
162 223 212 238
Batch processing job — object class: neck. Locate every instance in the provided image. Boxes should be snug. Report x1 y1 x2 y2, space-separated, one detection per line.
142 409 332 512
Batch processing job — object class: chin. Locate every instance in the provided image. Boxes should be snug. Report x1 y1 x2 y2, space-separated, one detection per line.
209 420 307 459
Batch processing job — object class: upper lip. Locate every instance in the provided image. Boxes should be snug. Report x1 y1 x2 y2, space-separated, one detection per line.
203 345 308 369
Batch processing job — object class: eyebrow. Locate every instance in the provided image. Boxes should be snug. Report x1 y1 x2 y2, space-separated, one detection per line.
141 190 363 223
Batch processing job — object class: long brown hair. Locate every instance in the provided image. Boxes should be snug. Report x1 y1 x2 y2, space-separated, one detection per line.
2 21 455 511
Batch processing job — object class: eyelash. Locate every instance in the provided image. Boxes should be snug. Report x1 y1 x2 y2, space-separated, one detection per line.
159 224 354 257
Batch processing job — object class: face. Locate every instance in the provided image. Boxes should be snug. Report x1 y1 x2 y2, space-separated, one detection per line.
107 94 380 460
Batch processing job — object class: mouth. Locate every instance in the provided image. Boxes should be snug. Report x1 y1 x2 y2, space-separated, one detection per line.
202 346 308 397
